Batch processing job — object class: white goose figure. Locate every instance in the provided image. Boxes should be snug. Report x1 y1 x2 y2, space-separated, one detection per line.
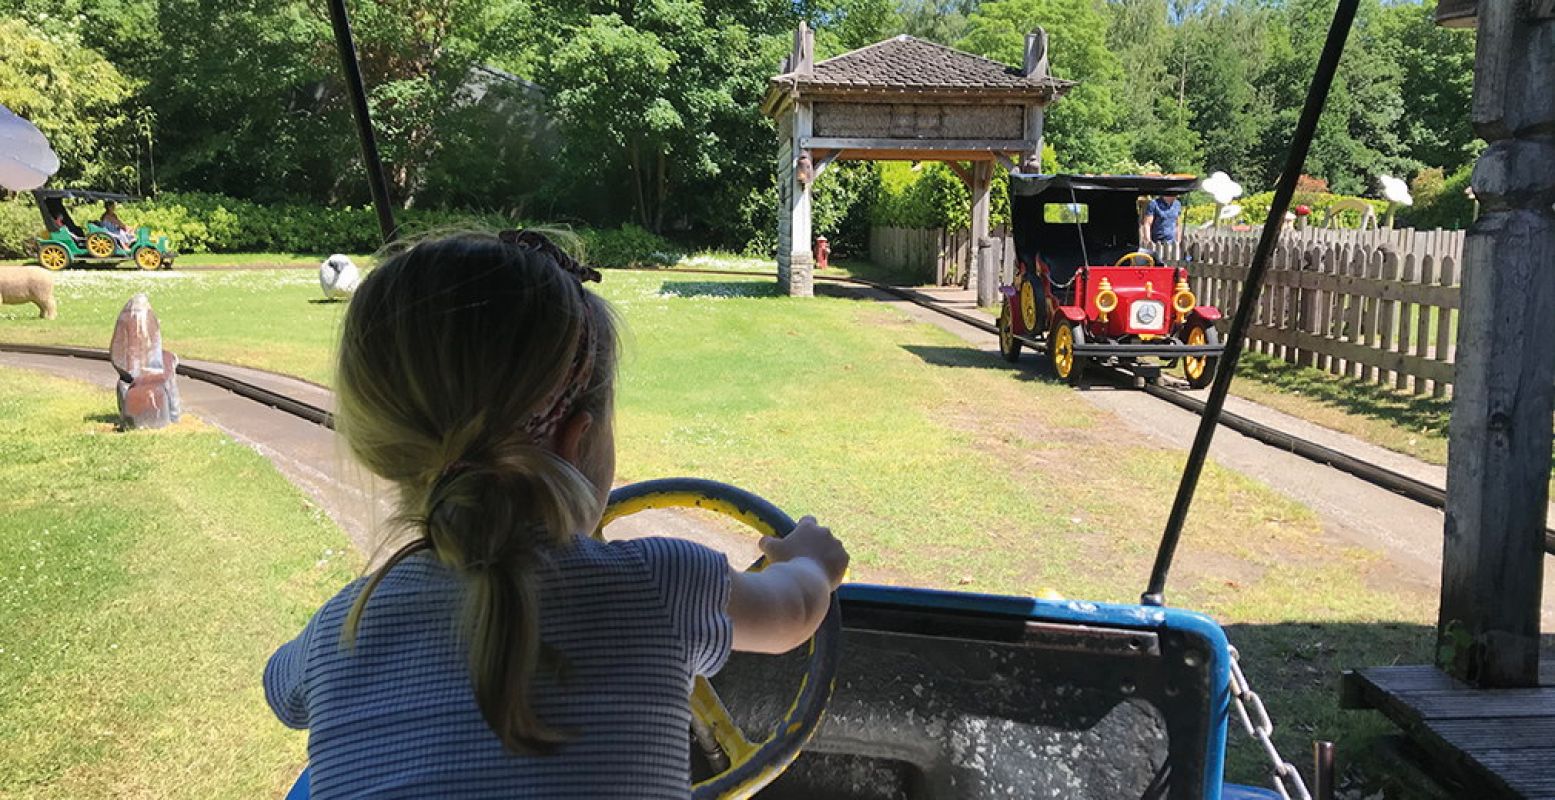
319 254 361 300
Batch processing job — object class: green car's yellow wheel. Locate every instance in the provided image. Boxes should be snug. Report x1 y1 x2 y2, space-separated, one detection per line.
86 233 117 258
599 478 841 800
38 243 70 271
134 246 163 271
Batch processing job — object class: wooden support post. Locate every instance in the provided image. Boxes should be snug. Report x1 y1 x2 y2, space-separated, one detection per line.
786 101 815 297
970 160 995 307
1437 4 1555 688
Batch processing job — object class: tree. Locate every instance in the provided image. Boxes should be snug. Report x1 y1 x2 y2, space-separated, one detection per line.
959 0 1132 172
0 19 140 189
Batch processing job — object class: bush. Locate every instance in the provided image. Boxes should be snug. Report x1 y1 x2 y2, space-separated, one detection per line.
0 197 43 259
1402 163 1475 230
1184 191 1390 230
577 224 681 268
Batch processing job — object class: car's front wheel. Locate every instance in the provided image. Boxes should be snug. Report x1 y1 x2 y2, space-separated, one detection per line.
1049 320 1086 387
1182 322 1220 390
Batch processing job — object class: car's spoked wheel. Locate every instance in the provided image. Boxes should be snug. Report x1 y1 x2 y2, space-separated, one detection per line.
86 233 117 258
1182 323 1220 390
598 479 841 800
1049 321 1086 387
134 246 163 271
998 303 1021 363
38 244 70 271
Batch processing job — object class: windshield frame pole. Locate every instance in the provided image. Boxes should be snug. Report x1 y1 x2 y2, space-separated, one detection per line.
1142 0 1360 607
326 0 397 244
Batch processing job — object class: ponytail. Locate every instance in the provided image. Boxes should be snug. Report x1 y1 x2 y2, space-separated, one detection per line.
334 231 620 756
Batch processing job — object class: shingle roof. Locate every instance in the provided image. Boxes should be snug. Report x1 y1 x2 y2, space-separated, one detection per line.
771 35 1074 96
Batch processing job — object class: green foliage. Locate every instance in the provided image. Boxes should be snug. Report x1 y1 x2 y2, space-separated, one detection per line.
959 0 1131 172
577 224 681 268
0 20 141 190
1184 191 1389 230
867 162 1016 234
1403 163 1475 230
0 197 44 259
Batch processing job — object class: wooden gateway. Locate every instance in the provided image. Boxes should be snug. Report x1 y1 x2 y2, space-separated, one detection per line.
762 25 1072 301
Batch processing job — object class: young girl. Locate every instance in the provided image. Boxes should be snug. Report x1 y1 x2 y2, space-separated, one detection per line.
264 231 848 799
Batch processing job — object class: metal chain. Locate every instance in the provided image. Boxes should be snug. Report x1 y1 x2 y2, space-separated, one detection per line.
1227 645 1313 800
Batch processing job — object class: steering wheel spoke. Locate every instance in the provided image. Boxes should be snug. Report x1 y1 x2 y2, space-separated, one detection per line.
600 478 842 800
691 677 759 770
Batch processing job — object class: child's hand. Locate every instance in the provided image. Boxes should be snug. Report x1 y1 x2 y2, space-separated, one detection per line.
760 516 848 590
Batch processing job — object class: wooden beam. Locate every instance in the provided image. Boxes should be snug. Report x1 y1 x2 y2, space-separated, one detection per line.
943 160 973 187
831 149 1002 162
1437 1 1555 688
993 152 1019 172
970 160 995 306
801 136 1041 153
811 149 838 182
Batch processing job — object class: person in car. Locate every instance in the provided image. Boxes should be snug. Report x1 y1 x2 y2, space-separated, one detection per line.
264 230 848 799
1140 193 1184 248
99 201 136 249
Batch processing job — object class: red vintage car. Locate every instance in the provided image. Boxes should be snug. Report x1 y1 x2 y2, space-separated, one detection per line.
997 174 1224 388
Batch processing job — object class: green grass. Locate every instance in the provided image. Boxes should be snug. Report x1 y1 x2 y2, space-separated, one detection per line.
0 369 358 799
1233 353 1454 466
1 259 1442 793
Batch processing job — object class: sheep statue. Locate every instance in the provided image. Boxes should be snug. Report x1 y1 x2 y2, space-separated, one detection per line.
110 293 181 429
0 266 57 319
319 254 361 301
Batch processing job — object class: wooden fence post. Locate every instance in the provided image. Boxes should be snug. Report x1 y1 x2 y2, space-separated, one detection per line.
1437 3 1555 688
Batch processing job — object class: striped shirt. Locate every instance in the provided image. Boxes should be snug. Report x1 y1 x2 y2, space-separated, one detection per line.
265 535 733 799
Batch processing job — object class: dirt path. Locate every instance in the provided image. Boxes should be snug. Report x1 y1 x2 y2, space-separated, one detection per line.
0 351 760 569
832 284 1555 628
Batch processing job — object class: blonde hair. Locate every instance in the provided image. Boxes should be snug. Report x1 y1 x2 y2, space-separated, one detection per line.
335 231 618 754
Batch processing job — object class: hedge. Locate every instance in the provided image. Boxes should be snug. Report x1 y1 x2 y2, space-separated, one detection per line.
0 191 681 267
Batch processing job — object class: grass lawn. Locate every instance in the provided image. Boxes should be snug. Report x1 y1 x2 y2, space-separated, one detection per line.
1 253 374 269
0 368 358 799
1 262 1440 794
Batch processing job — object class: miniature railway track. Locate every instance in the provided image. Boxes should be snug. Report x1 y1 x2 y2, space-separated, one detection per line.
4 267 1550 555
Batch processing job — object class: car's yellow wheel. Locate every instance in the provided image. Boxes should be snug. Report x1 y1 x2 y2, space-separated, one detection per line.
1050 321 1084 386
998 303 1021 363
86 233 117 258
134 246 163 271
1182 322 1220 390
1019 279 1038 331
38 244 70 271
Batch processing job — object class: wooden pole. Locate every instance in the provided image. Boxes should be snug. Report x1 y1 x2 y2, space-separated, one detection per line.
971 161 994 307
1437 2 1555 688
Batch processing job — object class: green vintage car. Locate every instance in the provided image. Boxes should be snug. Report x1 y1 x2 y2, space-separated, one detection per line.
32 189 178 270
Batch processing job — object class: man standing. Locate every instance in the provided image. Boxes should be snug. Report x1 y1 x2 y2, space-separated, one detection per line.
1140 194 1183 249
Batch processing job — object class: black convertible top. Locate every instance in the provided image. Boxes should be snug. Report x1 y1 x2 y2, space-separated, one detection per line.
32 189 139 202
1009 174 1199 197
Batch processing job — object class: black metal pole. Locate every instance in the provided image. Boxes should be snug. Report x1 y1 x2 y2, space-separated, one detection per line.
326 0 397 244
1142 0 1359 607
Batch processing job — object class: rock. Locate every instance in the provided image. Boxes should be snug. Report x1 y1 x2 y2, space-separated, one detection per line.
109 293 181 429
319 254 360 300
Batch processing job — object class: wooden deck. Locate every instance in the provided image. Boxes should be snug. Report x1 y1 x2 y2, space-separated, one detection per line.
1342 663 1555 798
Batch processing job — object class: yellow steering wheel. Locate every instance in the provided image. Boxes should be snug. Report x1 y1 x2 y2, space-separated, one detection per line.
598 478 842 799
1114 251 1158 267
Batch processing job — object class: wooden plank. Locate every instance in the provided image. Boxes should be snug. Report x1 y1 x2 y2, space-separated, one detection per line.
802 136 1040 152
1397 252 1419 391
1428 718 1555 750
1244 325 1457 384
1415 253 1438 394
1380 249 1401 386
1434 253 1459 398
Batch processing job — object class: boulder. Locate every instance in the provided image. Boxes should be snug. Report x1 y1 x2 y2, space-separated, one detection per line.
110 293 181 429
